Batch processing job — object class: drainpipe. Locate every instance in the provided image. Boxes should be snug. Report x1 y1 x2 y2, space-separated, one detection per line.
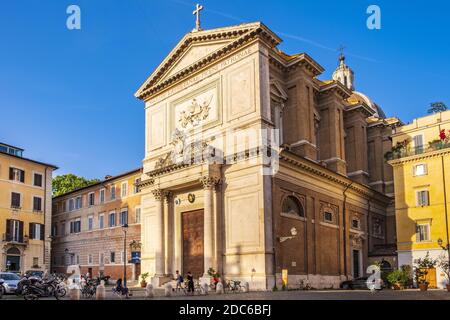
367 199 371 264
343 182 353 279
441 156 450 269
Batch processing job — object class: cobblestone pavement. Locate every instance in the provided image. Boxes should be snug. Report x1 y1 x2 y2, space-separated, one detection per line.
3 287 450 300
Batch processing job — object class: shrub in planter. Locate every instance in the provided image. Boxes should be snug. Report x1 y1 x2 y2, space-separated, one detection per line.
387 269 409 290
438 254 450 292
414 253 437 291
140 272 149 288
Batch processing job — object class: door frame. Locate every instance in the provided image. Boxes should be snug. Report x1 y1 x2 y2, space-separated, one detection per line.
181 209 205 278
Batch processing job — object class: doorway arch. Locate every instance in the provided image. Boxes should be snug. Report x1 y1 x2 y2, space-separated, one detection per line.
6 247 21 271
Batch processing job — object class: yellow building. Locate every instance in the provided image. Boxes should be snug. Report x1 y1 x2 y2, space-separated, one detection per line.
389 110 450 288
0 142 57 274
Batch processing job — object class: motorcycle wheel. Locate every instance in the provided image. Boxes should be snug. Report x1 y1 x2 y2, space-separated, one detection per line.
58 288 67 298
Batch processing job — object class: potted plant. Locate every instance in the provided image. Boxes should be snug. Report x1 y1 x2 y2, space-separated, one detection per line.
140 272 149 288
387 269 407 290
437 254 450 292
414 253 437 291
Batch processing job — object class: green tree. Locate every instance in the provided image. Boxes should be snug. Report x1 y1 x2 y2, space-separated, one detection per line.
428 102 447 114
52 174 100 197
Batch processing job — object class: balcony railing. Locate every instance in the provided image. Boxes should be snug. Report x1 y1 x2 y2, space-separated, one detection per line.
2 234 28 245
386 142 450 160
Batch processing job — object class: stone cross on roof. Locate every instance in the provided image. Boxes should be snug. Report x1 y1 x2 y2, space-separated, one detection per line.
192 3 204 32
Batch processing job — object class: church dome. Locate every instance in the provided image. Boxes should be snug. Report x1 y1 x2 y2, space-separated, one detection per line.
350 92 386 118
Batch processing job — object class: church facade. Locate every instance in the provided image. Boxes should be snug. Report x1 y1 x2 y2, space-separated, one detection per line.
135 22 400 290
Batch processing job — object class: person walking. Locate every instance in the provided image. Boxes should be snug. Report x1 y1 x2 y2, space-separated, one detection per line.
186 271 194 295
175 270 184 291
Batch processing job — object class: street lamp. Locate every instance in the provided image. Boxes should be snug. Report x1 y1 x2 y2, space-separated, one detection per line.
437 238 450 272
122 223 129 289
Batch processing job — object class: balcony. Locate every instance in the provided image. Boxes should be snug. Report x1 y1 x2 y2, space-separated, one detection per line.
2 234 28 246
386 141 450 161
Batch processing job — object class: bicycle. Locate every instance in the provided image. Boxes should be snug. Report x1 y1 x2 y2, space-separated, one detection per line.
225 280 243 293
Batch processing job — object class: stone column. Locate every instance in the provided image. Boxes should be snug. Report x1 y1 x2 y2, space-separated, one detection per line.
151 189 168 286
200 176 219 282
164 192 174 277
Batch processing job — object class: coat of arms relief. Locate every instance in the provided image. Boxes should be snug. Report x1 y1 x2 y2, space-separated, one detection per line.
178 94 213 128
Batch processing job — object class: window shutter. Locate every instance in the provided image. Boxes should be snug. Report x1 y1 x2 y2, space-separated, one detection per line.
425 191 430 206
9 168 14 180
40 224 45 240
18 221 24 243
20 170 25 183
5 219 12 241
29 223 35 239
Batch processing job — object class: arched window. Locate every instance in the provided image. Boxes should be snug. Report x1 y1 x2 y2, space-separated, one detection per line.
282 196 305 217
380 260 392 271
6 247 20 255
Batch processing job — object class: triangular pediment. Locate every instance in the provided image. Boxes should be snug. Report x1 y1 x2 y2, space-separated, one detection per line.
135 22 282 100
270 79 288 101
162 40 232 81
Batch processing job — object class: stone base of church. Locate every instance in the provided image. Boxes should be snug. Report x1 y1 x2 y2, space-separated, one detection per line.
275 273 347 290
151 275 172 288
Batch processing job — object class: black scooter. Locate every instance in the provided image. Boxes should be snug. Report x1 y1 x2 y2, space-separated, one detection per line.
17 276 62 300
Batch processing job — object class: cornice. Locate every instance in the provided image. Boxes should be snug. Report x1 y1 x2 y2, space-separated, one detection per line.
279 150 391 204
388 147 450 166
136 24 281 101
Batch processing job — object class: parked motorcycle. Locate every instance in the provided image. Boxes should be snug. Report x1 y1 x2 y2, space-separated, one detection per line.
16 275 64 300
0 279 4 299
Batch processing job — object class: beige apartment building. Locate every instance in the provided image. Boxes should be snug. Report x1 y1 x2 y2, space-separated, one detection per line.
51 168 142 280
0 142 56 273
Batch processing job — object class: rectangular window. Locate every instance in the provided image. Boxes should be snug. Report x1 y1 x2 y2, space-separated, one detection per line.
109 212 116 227
6 219 23 242
135 207 141 224
61 222 66 236
9 167 25 183
352 219 360 229
52 223 57 237
134 178 141 194
33 173 43 187
88 192 95 206
70 219 81 234
75 196 82 210
417 190 430 206
416 224 430 242
100 189 105 203
69 199 75 211
29 223 44 240
99 214 104 229
33 196 42 212
414 164 427 176
88 254 93 265
88 215 93 231
33 257 39 268
110 186 116 200
11 192 21 208
121 182 128 198
120 210 128 226
324 211 333 222
413 135 424 154
110 252 115 264
99 253 104 266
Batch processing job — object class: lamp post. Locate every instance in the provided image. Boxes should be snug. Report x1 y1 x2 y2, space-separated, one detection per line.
437 238 450 268
122 223 129 288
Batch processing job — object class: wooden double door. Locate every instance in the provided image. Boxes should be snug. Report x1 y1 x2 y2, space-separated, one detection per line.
182 210 204 279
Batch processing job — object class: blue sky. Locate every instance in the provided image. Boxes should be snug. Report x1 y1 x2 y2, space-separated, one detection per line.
1 0 449 178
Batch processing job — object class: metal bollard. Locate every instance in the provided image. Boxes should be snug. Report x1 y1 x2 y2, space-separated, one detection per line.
164 282 172 297
96 280 106 300
216 282 224 294
69 286 80 300
202 282 209 295
145 283 154 298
